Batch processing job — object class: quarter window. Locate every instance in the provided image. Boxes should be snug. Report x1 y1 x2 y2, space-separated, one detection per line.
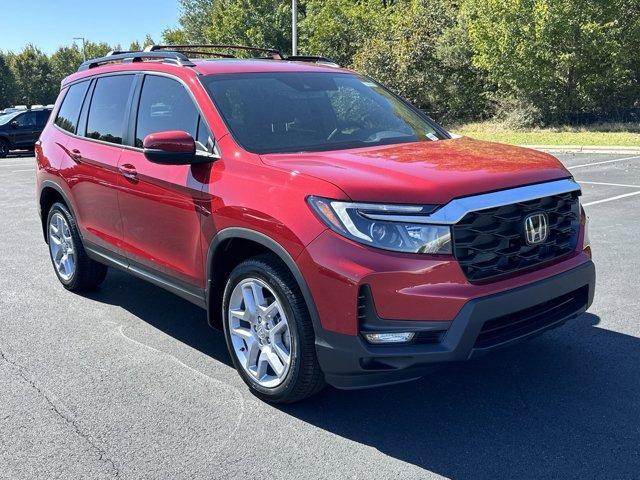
135 75 204 149
86 75 134 145
54 81 90 134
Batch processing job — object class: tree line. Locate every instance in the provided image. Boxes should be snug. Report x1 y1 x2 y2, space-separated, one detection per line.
3 0 639 127
0 36 154 110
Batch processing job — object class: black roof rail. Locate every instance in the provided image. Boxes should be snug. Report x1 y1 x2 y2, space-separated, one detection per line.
145 44 284 59
285 55 340 67
77 51 195 72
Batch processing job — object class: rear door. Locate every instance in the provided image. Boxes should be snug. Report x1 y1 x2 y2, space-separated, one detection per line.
62 74 136 257
117 73 214 292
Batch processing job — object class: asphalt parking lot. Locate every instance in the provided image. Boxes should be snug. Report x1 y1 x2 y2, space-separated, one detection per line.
1 151 639 480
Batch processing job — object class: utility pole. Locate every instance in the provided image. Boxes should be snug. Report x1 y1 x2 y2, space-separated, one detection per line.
292 0 298 55
73 37 86 62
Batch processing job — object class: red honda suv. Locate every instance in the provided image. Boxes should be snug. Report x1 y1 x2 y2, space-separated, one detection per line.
36 46 595 403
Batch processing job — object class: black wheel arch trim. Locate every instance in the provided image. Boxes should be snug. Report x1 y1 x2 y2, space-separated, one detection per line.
205 227 326 340
39 180 78 242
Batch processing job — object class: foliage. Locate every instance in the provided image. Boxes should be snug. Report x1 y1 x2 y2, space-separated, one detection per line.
460 0 640 124
7 46 57 106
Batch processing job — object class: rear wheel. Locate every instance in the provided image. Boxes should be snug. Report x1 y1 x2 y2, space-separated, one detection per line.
222 255 325 403
47 203 107 291
0 139 9 158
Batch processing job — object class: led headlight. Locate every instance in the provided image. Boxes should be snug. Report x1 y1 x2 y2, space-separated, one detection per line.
307 196 451 254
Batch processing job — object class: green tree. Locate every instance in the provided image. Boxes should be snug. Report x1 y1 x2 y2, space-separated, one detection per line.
461 0 640 123
164 0 292 54
8 45 56 105
299 0 383 65
50 45 84 87
0 53 17 108
352 0 488 122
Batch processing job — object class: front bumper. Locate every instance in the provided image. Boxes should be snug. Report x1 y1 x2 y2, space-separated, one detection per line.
315 260 595 389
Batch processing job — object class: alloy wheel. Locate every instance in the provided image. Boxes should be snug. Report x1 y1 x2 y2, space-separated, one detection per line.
228 278 292 388
48 212 76 281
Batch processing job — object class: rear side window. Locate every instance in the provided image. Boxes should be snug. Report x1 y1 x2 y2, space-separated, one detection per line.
54 81 90 133
15 112 37 127
86 75 134 145
135 75 199 148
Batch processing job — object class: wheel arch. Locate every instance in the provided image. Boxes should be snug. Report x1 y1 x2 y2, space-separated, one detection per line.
206 228 323 336
39 180 76 242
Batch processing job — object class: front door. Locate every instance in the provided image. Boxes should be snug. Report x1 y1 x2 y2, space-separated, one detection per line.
117 74 215 290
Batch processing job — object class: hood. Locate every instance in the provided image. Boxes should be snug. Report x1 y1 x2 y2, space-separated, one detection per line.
260 137 571 205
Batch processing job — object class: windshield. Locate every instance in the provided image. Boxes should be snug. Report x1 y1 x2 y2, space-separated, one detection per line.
202 72 447 154
0 112 20 125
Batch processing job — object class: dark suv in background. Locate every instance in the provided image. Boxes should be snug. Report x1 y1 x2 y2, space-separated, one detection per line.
0 107 52 157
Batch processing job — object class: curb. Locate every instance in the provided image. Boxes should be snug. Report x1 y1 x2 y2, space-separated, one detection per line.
521 145 640 155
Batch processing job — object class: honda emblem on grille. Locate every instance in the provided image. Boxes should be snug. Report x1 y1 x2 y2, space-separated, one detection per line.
524 213 549 244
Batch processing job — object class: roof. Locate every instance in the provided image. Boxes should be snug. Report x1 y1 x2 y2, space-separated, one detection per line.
62 57 351 88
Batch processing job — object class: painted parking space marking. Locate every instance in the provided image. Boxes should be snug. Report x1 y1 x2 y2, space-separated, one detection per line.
580 181 640 189
582 190 640 207
568 155 640 169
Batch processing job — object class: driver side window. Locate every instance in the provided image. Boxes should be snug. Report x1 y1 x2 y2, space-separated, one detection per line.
136 75 213 153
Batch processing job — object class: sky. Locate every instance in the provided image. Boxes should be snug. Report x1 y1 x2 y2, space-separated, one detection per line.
1 0 180 54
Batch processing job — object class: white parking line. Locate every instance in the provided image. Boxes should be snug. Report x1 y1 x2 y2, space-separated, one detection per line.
583 190 640 207
11 169 34 173
580 181 640 189
0 162 35 168
568 155 640 169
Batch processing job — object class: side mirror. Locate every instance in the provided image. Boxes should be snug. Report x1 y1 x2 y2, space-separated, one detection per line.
142 130 199 165
10 120 19 129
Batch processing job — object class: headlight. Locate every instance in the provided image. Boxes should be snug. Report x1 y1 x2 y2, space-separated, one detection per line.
307 196 451 254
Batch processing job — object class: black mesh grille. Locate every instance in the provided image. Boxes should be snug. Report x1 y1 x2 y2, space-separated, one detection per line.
452 191 580 283
474 286 588 349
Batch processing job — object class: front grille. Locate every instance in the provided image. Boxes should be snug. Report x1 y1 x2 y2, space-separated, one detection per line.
452 191 580 283
474 286 588 349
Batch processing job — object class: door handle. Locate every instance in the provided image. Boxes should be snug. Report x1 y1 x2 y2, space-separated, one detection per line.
118 163 138 181
70 149 82 162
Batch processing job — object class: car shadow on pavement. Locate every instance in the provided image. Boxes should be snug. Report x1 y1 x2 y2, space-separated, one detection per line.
83 272 639 478
83 269 233 367
280 313 640 479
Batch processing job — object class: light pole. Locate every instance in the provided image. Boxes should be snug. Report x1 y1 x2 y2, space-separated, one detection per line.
292 0 298 55
73 37 86 62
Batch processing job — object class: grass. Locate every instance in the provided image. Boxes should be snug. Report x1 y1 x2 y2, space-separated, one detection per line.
451 122 640 147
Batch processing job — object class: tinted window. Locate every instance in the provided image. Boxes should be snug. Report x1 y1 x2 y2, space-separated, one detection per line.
36 110 51 127
86 75 134 144
15 112 37 127
54 81 90 133
203 72 445 154
135 75 199 148
196 116 214 152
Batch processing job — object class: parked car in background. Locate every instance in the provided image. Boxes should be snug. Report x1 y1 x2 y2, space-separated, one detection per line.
0 107 52 157
36 45 594 403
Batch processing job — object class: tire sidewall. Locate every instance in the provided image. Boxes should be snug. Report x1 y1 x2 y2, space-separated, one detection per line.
0 139 9 158
222 261 304 401
47 203 78 288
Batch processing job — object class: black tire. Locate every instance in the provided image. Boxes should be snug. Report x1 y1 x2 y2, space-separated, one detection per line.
46 202 108 291
222 254 325 403
0 139 9 158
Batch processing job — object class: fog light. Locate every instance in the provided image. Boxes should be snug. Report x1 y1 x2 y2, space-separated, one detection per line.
363 332 416 344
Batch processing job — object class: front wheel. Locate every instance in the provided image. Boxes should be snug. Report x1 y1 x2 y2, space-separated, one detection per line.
222 255 325 403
